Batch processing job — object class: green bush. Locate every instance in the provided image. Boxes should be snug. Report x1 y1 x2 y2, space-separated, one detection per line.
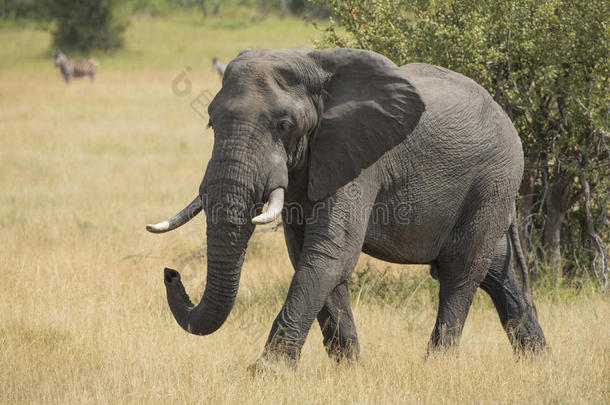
124 0 327 19
46 0 128 52
0 0 45 20
315 0 609 290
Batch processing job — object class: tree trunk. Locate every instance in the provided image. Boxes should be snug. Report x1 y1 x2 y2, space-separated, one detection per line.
519 147 541 271
542 172 573 280
280 0 288 18
201 0 207 18
578 171 609 292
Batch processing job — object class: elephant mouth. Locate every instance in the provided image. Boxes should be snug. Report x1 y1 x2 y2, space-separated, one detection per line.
286 134 308 170
146 186 284 232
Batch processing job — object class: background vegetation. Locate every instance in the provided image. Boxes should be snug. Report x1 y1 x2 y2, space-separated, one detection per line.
316 0 610 291
0 4 608 404
0 0 329 51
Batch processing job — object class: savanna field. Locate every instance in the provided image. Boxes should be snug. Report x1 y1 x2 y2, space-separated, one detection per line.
0 13 608 404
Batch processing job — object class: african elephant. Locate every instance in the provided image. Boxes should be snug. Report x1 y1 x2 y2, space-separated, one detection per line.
147 47 546 368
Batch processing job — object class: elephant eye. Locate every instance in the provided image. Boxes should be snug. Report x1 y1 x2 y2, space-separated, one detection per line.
277 119 292 134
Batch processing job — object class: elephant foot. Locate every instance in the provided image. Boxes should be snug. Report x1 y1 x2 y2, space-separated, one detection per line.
425 343 460 358
324 335 360 364
327 347 360 365
427 322 463 353
247 358 281 376
515 335 548 357
506 317 547 357
247 355 296 375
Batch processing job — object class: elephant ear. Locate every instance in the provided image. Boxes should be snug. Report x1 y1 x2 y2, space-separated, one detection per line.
307 48 425 201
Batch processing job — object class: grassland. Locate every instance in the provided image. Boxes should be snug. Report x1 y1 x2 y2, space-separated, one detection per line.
0 13 608 404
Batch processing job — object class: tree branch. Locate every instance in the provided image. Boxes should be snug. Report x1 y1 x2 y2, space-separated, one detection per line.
578 170 609 292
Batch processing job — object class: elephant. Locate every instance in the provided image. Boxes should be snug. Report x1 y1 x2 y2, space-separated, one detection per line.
147 47 546 368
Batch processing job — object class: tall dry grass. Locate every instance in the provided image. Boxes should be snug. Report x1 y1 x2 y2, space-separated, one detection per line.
0 15 608 404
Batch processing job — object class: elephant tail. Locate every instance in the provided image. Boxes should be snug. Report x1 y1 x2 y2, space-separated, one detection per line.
509 217 534 309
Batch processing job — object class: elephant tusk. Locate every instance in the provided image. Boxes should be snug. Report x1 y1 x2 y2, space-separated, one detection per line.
252 188 284 225
146 196 203 233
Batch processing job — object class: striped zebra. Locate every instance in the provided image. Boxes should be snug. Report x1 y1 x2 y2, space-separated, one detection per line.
54 50 99 83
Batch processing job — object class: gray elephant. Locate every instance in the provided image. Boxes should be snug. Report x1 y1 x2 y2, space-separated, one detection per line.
147 47 546 368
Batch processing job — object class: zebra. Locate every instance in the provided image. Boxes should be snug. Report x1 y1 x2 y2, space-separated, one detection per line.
212 57 226 78
54 50 99 83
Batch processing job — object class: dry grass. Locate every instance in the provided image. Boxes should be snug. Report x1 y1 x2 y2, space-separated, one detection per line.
1 15 608 404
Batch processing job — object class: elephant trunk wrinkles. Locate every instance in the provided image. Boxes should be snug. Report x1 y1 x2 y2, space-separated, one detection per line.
164 221 252 335
165 135 261 335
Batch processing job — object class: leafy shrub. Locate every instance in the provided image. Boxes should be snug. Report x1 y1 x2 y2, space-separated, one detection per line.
46 0 128 52
314 0 609 290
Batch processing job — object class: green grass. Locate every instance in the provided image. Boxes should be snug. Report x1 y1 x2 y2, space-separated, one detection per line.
0 13 609 404
0 12 319 72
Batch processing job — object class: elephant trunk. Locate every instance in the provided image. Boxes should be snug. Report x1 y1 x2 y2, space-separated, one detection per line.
164 219 253 335
156 121 287 335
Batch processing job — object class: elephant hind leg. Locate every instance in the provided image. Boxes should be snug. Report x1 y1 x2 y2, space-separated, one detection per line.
317 281 360 362
429 258 489 351
429 192 511 351
479 234 546 353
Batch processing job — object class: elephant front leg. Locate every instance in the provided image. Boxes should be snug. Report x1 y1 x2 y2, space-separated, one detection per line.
283 218 360 364
255 187 373 369
258 263 344 368
317 280 360 362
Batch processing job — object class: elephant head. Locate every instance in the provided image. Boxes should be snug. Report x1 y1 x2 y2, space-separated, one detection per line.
147 48 424 336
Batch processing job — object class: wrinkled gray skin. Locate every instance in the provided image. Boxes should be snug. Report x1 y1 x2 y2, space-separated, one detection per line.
150 47 546 369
